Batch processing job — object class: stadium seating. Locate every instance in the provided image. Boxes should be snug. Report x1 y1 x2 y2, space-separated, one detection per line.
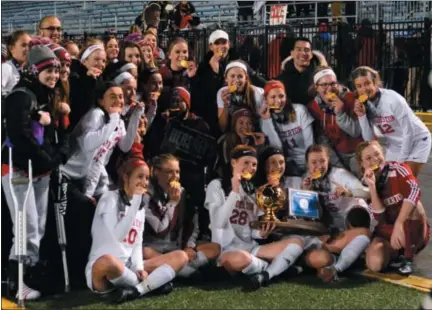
1 1 238 35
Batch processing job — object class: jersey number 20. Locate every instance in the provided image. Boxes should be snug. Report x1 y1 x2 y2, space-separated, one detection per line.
123 228 138 245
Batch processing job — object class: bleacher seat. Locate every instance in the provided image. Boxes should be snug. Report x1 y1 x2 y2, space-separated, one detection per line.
1 1 238 35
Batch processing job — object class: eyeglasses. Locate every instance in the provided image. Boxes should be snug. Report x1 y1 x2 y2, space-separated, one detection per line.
41 26 63 32
317 82 338 88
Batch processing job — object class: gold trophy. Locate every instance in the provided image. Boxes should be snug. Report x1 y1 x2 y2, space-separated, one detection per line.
256 183 286 222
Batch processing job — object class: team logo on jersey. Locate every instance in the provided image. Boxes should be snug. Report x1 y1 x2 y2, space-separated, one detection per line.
383 193 403 207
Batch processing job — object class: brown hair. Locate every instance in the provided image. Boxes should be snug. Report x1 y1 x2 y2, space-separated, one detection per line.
119 41 145 71
305 144 330 162
142 30 157 41
6 30 29 58
355 140 384 171
103 35 118 48
307 66 338 98
167 37 188 55
151 153 179 176
129 24 142 34
351 66 383 88
118 157 148 188
225 60 258 114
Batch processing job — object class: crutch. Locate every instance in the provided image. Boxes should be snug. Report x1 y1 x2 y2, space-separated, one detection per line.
54 131 70 293
8 147 32 308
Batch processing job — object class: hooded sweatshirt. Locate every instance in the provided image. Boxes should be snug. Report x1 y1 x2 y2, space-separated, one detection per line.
277 51 328 106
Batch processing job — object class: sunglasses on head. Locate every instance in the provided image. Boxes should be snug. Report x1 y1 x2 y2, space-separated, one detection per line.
41 26 63 32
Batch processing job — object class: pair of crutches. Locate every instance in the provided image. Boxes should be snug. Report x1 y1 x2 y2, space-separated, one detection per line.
7 139 69 308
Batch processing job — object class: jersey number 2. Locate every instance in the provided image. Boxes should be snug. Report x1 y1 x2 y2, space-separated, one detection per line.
230 210 248 226
123 228 138 245
377 124 395 134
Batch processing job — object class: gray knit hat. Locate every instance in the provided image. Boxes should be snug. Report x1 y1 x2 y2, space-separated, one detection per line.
28 45 59 75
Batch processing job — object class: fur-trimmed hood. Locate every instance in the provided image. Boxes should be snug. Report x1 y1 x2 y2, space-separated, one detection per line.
280 50 328 71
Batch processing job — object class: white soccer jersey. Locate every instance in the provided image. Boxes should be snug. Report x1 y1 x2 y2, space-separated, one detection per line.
319 168 371 232
87 190 146 272
358 88 430 162
205 179 263 250
261 104 314 168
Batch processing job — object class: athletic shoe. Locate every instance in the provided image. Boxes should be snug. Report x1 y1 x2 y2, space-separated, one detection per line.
318 266 339 283
115 286 140 304
246 271 270 290
16 283 41 301
398 260 413 276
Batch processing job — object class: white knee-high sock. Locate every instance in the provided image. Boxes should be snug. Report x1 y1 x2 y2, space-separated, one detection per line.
135 264 176 295
109 267 140 288
242 255 269 275
266 243 303 279
177 264 198 278
334 235 370 272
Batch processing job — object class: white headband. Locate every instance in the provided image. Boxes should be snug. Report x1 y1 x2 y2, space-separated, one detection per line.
114 72 134 85
80 45 104 62
225 61 248 75
313 69 336 84
120 62 137 73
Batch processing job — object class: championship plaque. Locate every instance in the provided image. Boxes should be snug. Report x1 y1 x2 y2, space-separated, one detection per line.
251 186 327 235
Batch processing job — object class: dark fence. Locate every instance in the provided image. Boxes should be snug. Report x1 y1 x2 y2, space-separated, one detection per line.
64 18 432 110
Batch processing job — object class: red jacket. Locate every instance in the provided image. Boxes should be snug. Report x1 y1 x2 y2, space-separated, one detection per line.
308 91 363 154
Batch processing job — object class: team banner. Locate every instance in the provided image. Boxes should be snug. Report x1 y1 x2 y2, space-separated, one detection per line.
160 121 217 167
269 4 287 25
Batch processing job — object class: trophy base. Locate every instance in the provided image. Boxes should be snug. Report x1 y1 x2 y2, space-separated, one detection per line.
250 219 328 235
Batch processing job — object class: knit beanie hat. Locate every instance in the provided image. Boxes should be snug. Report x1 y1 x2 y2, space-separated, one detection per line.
231 108 254 129
173 87 190 108
47 43 71 64
28 45 60 75
28 36 52 49
264 80 285 97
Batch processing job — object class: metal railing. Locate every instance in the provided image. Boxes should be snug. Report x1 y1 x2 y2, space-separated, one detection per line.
64 18 431 111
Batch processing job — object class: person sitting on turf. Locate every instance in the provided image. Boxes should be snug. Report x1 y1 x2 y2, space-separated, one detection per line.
142 154 220 280
205 145 308 289
85 157 186 303
357 140 430 275
299 144 373 282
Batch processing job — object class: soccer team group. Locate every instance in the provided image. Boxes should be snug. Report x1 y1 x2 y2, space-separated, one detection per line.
1 14 431 305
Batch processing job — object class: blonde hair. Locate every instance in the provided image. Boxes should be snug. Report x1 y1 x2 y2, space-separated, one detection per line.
351 66 383 88
355 140 384 170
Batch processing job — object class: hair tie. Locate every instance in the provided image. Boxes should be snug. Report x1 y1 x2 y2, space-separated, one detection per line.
225 61 248 75
231 148 257 160
313 69 336 84
120 62 137 72
114 71 134 85
81 45 104 62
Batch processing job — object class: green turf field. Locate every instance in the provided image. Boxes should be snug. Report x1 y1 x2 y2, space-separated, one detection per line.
21 275 425 309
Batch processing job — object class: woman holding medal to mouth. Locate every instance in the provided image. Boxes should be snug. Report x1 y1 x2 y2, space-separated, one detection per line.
299 144 373 283
259 80 315 177
307 67 364 175
351 66 431 177
205 145 308 290
357 140 429 275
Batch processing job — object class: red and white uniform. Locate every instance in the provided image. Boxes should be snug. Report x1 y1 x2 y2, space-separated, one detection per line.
85 190 145 291
205 179 264 253
371 162 420 225
358 88 431 163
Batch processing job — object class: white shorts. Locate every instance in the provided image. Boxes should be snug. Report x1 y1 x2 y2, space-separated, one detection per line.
385 135 431 163
85 258 134 293
283 235 323 250
407 135 431 163
221 242 261 256
143 242 179 254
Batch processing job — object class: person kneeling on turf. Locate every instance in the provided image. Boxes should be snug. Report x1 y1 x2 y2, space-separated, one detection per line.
85 158 184 303
357 141 430 275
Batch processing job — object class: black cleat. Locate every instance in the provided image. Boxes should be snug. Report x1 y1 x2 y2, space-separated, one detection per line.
398 260 413 276
246 271 270 291
115 286 140 304
152 282 173 296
